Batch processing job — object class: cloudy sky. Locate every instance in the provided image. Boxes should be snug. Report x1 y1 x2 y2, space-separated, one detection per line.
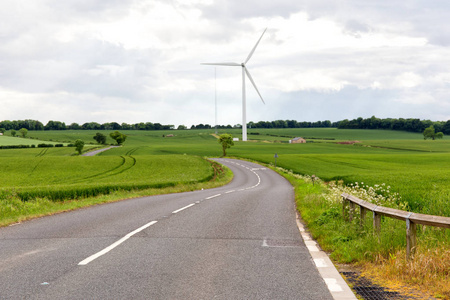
1 0 450 127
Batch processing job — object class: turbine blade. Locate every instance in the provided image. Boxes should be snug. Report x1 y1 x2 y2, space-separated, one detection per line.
244 28 267 64
244 67 265 104
201 62 241 66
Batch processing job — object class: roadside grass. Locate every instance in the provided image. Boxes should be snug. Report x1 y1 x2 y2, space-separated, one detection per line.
0 158 232 227
275 167 449 299
364 244 450 299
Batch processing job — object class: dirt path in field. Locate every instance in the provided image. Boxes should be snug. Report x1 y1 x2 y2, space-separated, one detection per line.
82 146 119 156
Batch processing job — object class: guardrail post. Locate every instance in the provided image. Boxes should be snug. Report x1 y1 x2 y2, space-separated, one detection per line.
349 201 355 221
342 197 349 221
360 206 366 229
406 218 417 260
373 211 381 239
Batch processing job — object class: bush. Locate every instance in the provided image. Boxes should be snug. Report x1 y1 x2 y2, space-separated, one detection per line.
37 144 54 148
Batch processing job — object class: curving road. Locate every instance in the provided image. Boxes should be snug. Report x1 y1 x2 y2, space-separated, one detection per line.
82 145 119 156
0 158 350 299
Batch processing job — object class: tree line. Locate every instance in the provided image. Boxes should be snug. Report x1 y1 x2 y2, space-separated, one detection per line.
0 119 337 131
0 120 175 131
337 116 450 134
1 117 449 134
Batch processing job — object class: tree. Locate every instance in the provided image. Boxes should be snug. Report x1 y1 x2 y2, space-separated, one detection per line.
110 131 127 145
218 134 234 156
69 123 81 130
0 128 5 135
93 132 107 144
45 120 66 130
19 128 28 138
10 130 16 137
443 120 450 135
74 139 85 154
423 125 444 140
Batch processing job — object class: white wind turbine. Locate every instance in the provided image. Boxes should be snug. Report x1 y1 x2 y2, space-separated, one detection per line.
202 28 267 141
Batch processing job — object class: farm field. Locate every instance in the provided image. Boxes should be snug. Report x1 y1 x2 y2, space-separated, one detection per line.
0 135 62 146
0 155 214 201
2 127 449 217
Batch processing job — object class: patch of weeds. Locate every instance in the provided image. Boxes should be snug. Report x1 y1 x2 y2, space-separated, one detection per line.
314 207 340 225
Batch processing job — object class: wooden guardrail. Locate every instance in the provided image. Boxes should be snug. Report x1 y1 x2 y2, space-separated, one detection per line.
341 193 450 259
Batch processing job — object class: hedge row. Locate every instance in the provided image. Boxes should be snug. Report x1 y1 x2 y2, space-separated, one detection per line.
0 144 65 149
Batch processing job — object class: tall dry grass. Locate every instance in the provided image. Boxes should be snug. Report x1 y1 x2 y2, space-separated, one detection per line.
364 245 450 299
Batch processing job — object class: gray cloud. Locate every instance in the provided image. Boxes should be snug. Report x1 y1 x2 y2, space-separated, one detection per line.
1 0 450 126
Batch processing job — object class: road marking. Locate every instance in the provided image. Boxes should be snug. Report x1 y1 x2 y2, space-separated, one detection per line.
78 220 158 266
314 258 327 268
306 245 320 252
225 190 235 194
296 216 357 299
172 203 195 214
324 278 344 292
205 194 221 199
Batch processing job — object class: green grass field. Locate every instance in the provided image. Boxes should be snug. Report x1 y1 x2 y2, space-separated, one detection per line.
1 128 449 217
2 127 449 296
0 155 213 201
0 135 63 146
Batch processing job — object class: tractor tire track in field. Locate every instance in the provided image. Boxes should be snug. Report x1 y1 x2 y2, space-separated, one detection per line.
25 149 49 183
26 158 45 183
124 147 139 156
35 148 48 157
73 155 137 184
51 147 140 185
74 156 127 182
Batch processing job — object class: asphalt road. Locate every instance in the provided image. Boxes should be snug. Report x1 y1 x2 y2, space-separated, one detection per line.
0 158 334 299
81 145 119 156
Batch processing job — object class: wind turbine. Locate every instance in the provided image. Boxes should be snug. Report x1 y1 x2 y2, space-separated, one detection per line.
202 28 267 141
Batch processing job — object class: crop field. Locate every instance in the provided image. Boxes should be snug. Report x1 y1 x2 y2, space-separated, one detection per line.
1 128 449 217
0 155 214 201
0 135 62 146
241 152 450 216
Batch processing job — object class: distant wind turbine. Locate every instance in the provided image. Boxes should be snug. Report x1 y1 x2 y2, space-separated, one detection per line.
202 28 267 141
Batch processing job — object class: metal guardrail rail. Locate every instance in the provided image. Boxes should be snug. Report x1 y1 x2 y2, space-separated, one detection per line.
341 193 450 259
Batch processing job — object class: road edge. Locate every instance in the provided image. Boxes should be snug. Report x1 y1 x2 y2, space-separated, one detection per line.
296 214 357 300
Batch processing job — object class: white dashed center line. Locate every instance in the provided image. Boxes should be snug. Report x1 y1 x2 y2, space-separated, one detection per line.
172 203 195 214
78 220 158 266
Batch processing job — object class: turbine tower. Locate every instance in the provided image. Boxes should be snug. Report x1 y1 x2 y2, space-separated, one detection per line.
202 28 266 141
